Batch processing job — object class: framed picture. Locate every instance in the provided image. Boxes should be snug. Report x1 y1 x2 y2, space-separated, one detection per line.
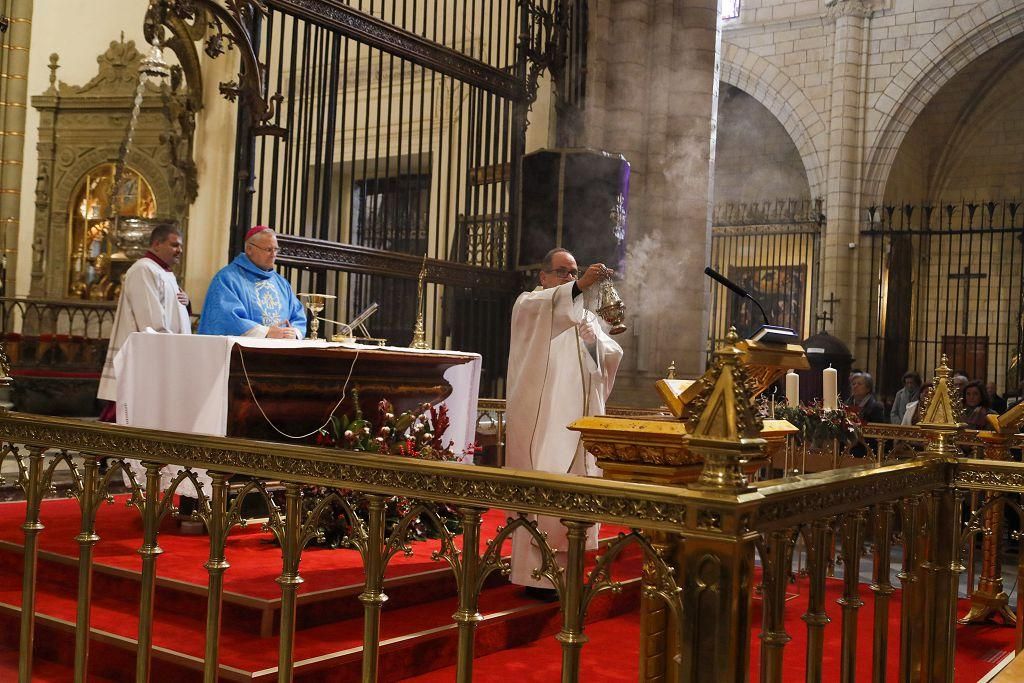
727 265 807 338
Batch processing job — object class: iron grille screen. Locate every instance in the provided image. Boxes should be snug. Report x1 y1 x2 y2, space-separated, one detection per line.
706 200 823 357
859 201 1024 401
228 0 576 395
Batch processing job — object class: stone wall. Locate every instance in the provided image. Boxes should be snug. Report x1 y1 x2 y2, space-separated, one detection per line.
715 84 811 203
707 0 1024 371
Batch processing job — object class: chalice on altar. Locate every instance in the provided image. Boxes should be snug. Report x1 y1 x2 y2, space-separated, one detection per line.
298 293 336 341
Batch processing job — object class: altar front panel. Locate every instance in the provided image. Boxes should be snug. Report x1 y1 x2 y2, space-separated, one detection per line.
114 333 481 458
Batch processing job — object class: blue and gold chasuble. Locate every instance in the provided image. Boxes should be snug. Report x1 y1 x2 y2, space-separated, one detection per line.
197 253 307 337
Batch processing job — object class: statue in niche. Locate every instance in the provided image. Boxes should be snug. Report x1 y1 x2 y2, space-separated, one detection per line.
87 253 116 301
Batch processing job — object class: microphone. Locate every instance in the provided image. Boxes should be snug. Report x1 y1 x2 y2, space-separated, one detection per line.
703 267 801 345
703 267 769 326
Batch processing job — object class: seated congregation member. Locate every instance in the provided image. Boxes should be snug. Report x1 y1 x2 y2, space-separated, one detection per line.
890 371 922 424
846 372 885 423
987 381 1008 413
964 380 997 430
198 226 306 339
901 381 933 426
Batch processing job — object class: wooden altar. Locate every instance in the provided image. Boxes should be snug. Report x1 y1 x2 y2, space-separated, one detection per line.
114 334 481 450
225 343 480 443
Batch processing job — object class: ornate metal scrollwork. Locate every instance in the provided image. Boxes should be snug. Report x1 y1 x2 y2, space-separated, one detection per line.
145 0 285 137
517 0 564 105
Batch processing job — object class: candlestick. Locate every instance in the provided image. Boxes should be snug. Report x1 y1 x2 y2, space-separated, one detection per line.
785 371 799 407
823 366 838 410
410 254 431 350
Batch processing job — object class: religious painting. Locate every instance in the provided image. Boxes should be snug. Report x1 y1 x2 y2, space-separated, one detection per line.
727 265 806 338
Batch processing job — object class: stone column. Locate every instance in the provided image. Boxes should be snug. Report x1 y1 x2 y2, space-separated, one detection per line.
584 0 722 405
0 0 32 297
822 0 872 349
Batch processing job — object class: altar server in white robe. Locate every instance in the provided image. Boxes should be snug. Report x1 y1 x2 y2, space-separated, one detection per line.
97 224 190 408
505 248 623 595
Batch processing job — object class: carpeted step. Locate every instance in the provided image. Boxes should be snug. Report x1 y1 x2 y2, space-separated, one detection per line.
396 610 643 682
0 643 121 683
0 495 647 682
0 560 642 682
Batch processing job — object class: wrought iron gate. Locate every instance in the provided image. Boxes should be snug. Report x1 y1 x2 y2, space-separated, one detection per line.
706 199 823 357
228 0 583 395
859 200 1024 401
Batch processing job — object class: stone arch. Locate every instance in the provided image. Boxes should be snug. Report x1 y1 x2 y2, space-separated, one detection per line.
929 39 1024 196
863 0 1024 202
719 43 829 199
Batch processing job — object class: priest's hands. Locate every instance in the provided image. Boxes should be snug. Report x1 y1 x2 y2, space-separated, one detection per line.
267 322 300 339
176 290 190 307
577 263 613 291
578 319 599 343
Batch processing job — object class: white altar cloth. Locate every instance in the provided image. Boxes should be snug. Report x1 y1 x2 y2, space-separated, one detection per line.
114 332 482 495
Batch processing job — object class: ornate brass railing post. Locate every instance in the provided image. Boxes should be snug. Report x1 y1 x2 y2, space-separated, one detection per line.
18 445 46 683
360 494 388 682
557 520 592 682
276 483 304 683
135 461 166 682
680 330 764 683
960 431 1016 625
869 502 895 683
914 356 966 683
73 454 102 683
760 528 796 683
0 341 12 410
897 495 923 683
838 510 865 683
453 506 485 683
802 518 832 682
639 530 678 682
202 472 231 683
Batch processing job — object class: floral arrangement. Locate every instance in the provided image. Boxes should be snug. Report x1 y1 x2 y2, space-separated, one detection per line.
773 400 863 450
317 393 467 462
291 390 476 547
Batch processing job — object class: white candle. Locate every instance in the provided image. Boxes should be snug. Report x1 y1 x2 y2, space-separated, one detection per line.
823 367 838 410
785 371 799 407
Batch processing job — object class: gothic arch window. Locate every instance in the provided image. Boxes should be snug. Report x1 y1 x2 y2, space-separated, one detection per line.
722 0 740 21
66 163 157 300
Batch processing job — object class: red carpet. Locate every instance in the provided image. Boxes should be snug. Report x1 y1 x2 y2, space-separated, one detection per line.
0 495 641 681
0 495 569 600
403 577 1014 683
0 495 1015 681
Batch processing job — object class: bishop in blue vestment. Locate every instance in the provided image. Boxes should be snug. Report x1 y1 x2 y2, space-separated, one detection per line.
198 226 307 338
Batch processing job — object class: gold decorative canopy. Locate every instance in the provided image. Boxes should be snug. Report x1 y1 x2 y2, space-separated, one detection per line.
656 336 809 419
571 327 805 485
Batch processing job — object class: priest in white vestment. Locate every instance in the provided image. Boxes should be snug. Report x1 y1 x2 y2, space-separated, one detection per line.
97 224 191 406
96 225 204 522
505 248 623 595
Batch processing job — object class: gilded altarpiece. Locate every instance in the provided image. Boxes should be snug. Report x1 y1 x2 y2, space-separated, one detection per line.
29 38 199 302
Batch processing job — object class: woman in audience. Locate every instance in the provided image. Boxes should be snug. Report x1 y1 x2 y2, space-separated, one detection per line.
847 372 886 423
963 380 996 429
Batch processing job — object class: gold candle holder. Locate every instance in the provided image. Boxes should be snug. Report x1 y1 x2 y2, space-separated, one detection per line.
410 256 431 350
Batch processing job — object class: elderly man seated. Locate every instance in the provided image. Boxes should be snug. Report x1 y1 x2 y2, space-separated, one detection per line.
198 226 307 338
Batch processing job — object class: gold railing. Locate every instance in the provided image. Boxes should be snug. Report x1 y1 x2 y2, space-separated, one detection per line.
1 416 1023 680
